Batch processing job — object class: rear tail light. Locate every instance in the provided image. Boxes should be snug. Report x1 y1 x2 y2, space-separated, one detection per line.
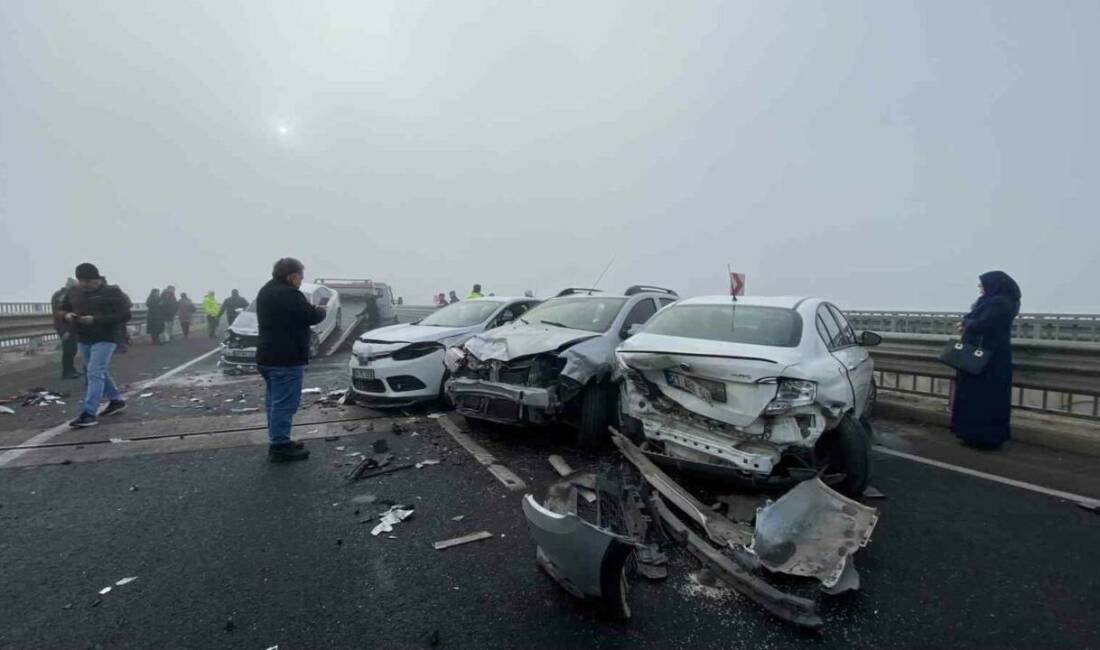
764 379 817 415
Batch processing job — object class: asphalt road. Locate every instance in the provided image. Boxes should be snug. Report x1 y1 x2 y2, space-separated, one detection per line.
1 345 1098 649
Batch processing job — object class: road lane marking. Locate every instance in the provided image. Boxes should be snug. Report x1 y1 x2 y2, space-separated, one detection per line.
0 346 223 468
873 445 1100 510
436 415 526 491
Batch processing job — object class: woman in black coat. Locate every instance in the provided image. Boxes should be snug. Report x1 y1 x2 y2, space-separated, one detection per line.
950 271 1021 449
145 289 165 344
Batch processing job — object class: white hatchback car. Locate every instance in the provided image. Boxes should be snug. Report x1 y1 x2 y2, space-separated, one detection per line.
616 296 881 496
221 282 342 370
349 297 541 406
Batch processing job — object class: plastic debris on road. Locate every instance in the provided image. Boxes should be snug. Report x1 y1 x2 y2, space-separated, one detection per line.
433 531 493 550
139 393 155 399
415 459 440 469
230 407 259 413
371 505 415 536
0 406 14 415
98 586 112 595
115 576 138 586
451 515 465 522
301 387 322 395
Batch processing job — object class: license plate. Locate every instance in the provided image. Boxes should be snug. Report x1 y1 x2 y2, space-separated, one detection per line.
353 368 375 380
664 371 726 403
227 349 254 359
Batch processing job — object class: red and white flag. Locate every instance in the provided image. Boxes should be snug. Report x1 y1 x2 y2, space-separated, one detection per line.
729 272 745 297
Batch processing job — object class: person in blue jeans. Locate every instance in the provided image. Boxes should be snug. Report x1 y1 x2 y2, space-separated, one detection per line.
255 257 326 462
58 263 133 428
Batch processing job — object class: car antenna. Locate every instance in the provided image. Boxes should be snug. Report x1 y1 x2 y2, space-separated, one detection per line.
590 254 616 292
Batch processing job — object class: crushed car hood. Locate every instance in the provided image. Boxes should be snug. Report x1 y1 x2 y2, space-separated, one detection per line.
359 322 465 345
229 312 259 337
463 322 600 362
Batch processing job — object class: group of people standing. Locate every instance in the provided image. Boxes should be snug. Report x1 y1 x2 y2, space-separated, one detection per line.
144 287 249 344
433 284 495 306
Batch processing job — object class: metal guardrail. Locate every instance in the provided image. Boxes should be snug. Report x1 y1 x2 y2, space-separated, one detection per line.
0 302 170 351
847 310 1100 342
869 333 1100 421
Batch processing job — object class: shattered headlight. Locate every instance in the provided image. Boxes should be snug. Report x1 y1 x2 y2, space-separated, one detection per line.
444 347 466 373
764 379 817 415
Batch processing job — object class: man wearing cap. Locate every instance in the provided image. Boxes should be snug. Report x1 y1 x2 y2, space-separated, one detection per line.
256 257 326 462
58 263 133 428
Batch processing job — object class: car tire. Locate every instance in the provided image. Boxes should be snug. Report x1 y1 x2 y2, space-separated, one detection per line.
817 415 871 498
576 382 613 449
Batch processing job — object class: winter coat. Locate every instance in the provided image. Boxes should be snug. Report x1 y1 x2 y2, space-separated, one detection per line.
60 285 133 344
255 279 325 367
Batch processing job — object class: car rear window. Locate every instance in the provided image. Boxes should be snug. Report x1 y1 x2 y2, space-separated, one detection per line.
642 304 803 347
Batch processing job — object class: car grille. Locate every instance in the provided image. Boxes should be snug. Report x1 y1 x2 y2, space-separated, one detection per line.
227 334 259 348
387 376 427 393
353 378 386 393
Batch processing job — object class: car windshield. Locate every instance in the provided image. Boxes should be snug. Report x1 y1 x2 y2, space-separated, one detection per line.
642 304 803 347
419 300 503 327
522 297 628 333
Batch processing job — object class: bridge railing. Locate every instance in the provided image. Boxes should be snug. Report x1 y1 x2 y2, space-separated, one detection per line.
846 310 1100 342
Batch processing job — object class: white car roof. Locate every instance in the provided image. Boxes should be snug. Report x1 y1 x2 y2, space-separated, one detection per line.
675 295 811 309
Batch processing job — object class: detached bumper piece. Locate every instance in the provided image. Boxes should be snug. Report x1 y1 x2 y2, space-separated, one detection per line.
448 378 554 424
610 429 880 631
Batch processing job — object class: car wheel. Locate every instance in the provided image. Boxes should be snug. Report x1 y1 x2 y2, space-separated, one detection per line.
437 370 454 410
816 415 871 498
576 382 613 449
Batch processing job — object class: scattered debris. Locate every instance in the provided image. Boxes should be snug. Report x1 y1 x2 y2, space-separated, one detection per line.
351 494 378 504
717 493 767 524
748 478 879 588
433 531 493 550
98 586 112 595
335 446 346 451
862 485 887 500
139 393 155 399
90 599 102 608
415 459 440 469
224 617 236 632
370 505 415 536
301 387 322 395
391 421 405 434
114 576 138 586
451 515 466 522
13 388 69 407
230 407 259 413
0 406 14 415
128 484 139 492
546 456 597 503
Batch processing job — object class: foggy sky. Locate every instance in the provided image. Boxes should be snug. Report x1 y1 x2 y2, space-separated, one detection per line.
2 0 1097 312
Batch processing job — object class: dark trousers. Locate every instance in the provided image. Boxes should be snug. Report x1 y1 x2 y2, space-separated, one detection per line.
206 316 219 338
258 365 305 445
180 319 191 338
60 333 78 375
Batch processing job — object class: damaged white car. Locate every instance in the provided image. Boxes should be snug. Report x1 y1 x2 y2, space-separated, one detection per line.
221 283 342 371
348 297 540 406
616 296 881 496
446 286 679 447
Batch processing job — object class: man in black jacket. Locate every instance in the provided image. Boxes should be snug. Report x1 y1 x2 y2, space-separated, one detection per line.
58 263 133 428
256 258 325 462
219 289 250 326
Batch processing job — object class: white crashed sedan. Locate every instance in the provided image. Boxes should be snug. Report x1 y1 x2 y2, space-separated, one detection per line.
616 296 881 496
349 297 541 406
221 282 342 370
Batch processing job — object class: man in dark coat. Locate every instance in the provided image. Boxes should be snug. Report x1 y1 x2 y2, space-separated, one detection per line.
51 278 81 379
256 258 325 462
58 263 133 428
160 286 179 341
950 271 1021 449
219 289 250 326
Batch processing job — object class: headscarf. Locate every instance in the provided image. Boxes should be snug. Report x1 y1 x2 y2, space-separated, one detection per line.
970 270 1021 318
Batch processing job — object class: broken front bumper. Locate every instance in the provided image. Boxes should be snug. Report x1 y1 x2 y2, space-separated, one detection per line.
447 378 557 423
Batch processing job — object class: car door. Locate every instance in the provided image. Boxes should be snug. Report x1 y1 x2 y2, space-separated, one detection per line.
827 304 873 417
816 304 866 417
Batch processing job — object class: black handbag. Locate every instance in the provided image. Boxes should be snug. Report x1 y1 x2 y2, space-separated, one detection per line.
939 338 991 375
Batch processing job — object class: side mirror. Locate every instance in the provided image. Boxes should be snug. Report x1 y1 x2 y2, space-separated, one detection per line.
621 323 643 339
859 330 882 347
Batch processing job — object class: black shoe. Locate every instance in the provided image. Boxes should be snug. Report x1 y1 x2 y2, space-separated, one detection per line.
269 443 310 462
101 400 127 417
292 440 305 450
62 371 82 379
69 412 98 428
